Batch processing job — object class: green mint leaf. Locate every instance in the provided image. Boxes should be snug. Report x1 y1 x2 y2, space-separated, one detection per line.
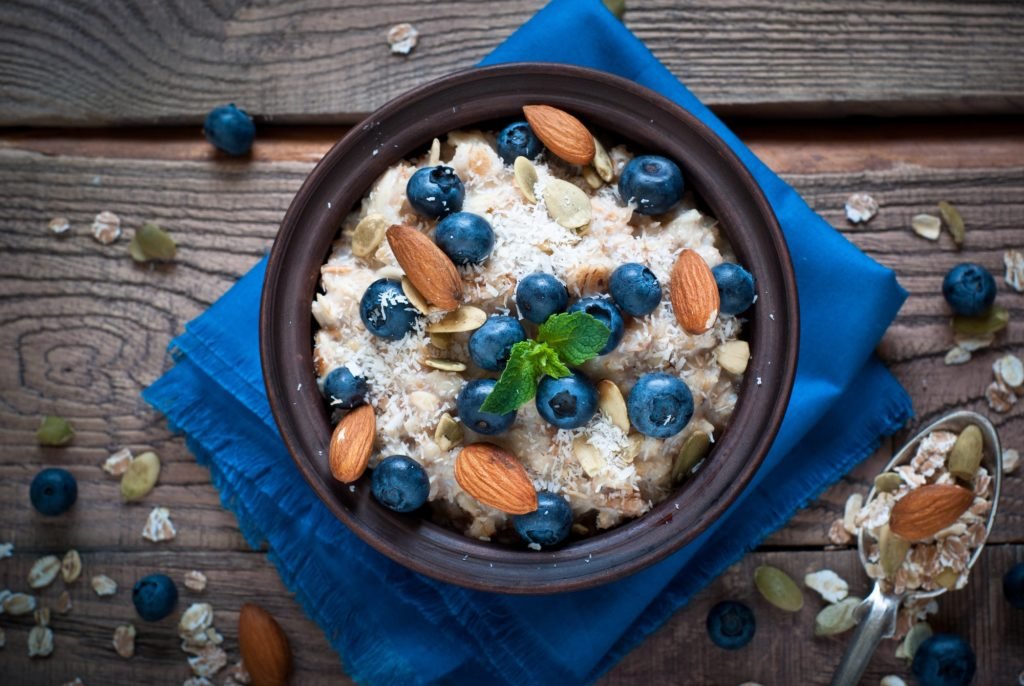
479 341 540 414
531 342 571 379
537 311 611 366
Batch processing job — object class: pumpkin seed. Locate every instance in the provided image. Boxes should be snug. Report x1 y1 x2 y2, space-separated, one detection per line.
874 472 903 493
592 137 614 182
947 424 983 481
61 549 82 583
401 277 433 315
896 621 933 662
28 555 61 589
426 305 487 333
434 412 463 451
424 358 466 372
429 332 452 349
910 214 941 240
934 567 959 590
596 379 629 432
814 596 862 636
581 165 602 189
754 565 804 612
37 415 74 446
937 201 965 245
428 137 441 166
879 524 910 578
716 340 750 375
513 156 538 203
120 451 161 502
351 214 388 258
129 223 177 262
952 305 1009 336
573 436 605 477
672 431 710 483
543 179 591 230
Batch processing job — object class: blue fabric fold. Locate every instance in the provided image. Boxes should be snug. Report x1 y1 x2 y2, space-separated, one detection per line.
144 1 914 683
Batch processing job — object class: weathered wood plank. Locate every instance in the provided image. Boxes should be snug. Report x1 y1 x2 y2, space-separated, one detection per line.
1 1 1023 126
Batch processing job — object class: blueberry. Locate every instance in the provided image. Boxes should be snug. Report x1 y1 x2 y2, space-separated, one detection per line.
627 372 694 438
712 263 756 316
469 316 527 371
457 379 516 435
911 634 977 686
1004 562 1024 609
513 491 573 547
496 121 543 164
618 155 684 215
942 263 996 316
609 263 662 316
132 573 178 621
202 104 255 156
406 166 465 219
322 366 369 409
359 278 420 340
536 372 598 430
705 601 755 650
435 212 495 265
567 297 624 355
516 273 569 324
371 455 430 513
30 467 77 516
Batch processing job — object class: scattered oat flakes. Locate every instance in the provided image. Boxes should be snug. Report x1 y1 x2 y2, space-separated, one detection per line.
804 569 849 603
0 542 12 558
56 590 72 614
28 625 54 658
1005 249 1024 292
61 549 82 583
994 353 1024 389
183 570 208 592
103 447 133 476
881 676 907 686
142 506 177 542
91 211 121 244
4 592 37 615
113 623 136 658
387 23 419 55
911 214 941 240
49 217 71 235
178 602 214 639
227 660 251 684
28 555 61 589
35 607 51 626
944 346 971 365
985 380 1017 413
828 518 853 545
188 645 228 677
91 574 117 596
845 192 878 223
1004 448 1019 474
843 493 863 534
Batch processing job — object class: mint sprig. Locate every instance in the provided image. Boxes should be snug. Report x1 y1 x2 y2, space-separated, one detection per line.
478 312 611 415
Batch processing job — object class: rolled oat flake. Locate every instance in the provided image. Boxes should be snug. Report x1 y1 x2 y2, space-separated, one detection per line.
91 210 121 244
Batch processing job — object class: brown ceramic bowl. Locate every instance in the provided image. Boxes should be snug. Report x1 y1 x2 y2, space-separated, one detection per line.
261 63 798 594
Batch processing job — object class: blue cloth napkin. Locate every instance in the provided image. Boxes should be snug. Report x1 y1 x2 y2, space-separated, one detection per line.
144 1 914 683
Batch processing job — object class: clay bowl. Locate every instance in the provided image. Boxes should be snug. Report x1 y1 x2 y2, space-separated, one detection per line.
261 63 798 593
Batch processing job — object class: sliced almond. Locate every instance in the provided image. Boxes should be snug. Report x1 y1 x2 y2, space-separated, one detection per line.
434 413 463 451
426 305 487 333
328 405 376 483
513 156 538 203
522 105 595 165
596 380 629 432
543 179 591 230
424 358 466 372
351 214 388 258
401 276 433 315
573 436 605 477
455 443 538 514
911 214 941 240
386 224 463 310
716 340 750 375
592 137 614 182
888 484 974 541
670 249 720 334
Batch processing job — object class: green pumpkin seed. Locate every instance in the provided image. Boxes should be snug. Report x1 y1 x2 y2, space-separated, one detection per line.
672 431 710 484
513 156 538 203
37 415 74 446
429 332 452 350
952 306 1009 336
947 424 983 481
754 565 804 612
934 567 959 590
581 165 602 190
434 412 463 451
896 621 933 662
879 524 910 578
120 451 161 502
937 201 965 245
129 223 177 262
351 214 388 258
874 472 903 493
592 137 614 182
814 596 862 636
424 358 466 372
543 179 591 230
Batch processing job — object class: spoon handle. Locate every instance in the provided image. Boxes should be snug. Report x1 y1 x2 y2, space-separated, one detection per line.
830 583 901 686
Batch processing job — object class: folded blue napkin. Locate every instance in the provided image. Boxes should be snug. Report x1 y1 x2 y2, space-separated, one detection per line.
144 1 913 683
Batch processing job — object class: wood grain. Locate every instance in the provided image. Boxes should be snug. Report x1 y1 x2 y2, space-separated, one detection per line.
1 1 1023 126
0 121 1022 684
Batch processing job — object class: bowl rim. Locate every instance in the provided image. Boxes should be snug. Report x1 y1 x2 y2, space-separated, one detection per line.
261 62 799 593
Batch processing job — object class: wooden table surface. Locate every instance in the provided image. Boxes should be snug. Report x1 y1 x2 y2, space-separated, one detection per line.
1 2 1022 685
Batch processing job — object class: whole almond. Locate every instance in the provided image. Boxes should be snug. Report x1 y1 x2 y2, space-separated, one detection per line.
889 484 974 541
386 225 462 310
523 105 595 166
239 603 291 686
455 443 538 514
329 405 376 483
670 249 720 334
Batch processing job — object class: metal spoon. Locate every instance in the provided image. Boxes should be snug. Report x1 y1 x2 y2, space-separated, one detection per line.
830 410 1002 686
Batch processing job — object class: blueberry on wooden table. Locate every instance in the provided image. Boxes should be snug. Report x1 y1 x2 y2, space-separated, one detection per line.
359 278 420 340
132 574 179 621
911 634 976 686
30 468 77 516
371 456 430 513
513 491 573 547
406 166 465 219
618 154 684 215
705 601 755 649
567 297 624 355
321 366 369 409
434 212 495 265
609 262 662 316
627 372 694 439
457 378 516 435
712 262 756 316
942 263 996 316
536 372 598 430
203 104 255 156
1004 562 1024 609
496 121 543 164
516 273 568 324
469 316 527 371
